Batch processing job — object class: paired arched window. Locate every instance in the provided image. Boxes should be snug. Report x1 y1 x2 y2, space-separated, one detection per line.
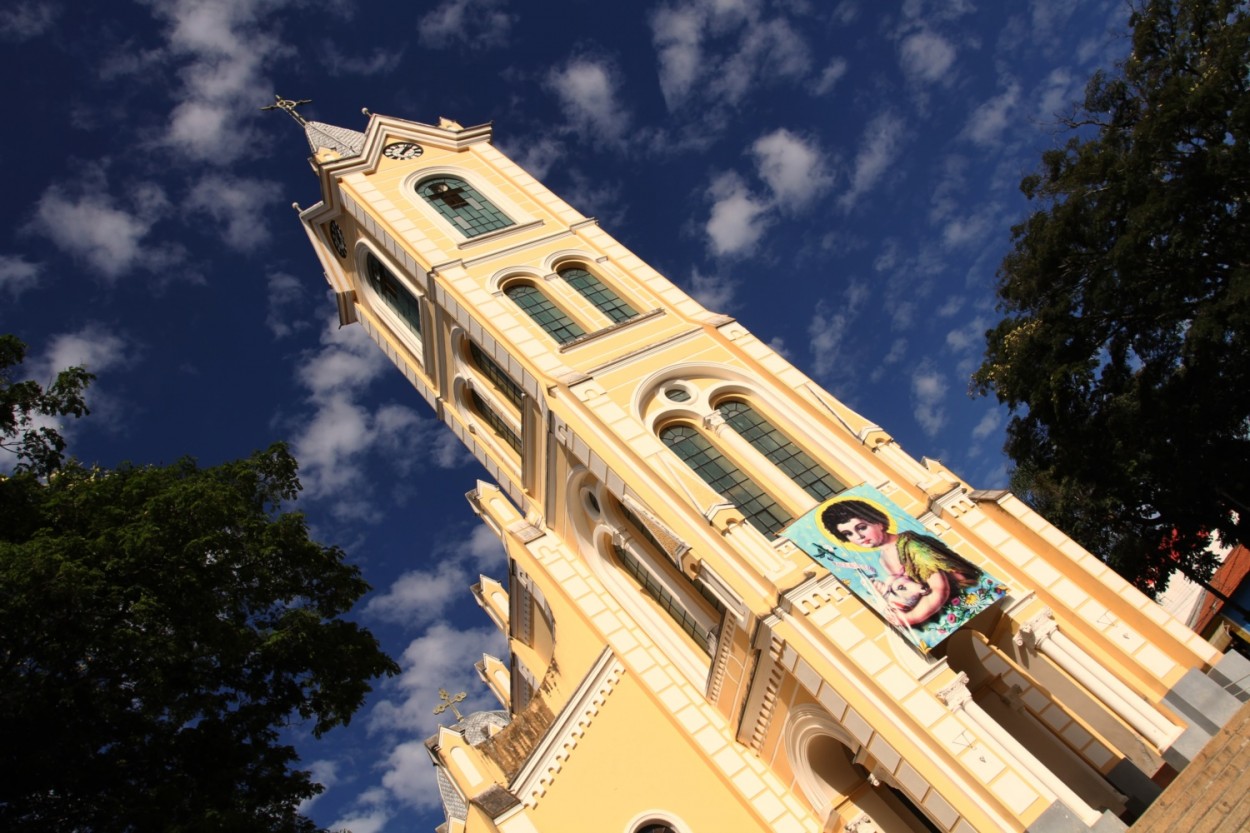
659 424 793 536
505 284 585 344
364 251 422 337
716 400 844 501
468 388 521 454
468 342 523 409
417 176 514 237
559 266 637 323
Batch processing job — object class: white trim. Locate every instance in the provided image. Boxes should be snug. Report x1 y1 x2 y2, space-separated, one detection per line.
508 648 624 807
623 810 691 833
401 165 533 243
352 239 427 367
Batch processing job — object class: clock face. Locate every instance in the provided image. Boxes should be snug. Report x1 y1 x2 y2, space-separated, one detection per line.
383 141 424 160
329 221 347 258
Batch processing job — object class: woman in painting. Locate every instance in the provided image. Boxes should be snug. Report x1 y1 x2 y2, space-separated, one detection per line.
819 498 983 627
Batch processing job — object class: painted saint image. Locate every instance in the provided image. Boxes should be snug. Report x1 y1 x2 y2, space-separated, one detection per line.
782 485 1007 651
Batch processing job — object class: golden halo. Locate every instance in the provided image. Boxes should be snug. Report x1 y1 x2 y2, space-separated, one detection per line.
815 494 898 552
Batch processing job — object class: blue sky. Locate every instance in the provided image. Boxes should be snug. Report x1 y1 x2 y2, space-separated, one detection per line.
1 0 1131 830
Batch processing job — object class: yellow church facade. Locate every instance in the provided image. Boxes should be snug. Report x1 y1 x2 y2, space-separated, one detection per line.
288 104 1249 833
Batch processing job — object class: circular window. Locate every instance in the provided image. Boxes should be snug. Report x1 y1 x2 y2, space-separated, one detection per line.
584 490 601 516
664 386 691 403
637 824 676 833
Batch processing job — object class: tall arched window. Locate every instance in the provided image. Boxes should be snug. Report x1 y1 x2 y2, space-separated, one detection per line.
717 400 845 501
468 342 523 409
559 266 637 323
364 252 422 337
416 176 514 237
611 543 715 655
659 425 792 536
468 388 521 453
505 284 585 344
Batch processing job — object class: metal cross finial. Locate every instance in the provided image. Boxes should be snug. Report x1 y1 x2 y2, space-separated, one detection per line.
260 94 312 126
433 688 467 721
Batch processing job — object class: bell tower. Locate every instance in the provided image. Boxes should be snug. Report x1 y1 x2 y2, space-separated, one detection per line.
290 102 1250 833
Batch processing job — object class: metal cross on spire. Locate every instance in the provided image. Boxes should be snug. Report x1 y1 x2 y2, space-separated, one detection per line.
260 94 312 126
433 688 467 722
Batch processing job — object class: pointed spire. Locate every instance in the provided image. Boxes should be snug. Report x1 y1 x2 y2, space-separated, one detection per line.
261 94 366 159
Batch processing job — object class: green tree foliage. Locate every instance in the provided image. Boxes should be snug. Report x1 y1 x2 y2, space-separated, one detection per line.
0 333 93 477
0 338 399 831
973 0 1250 592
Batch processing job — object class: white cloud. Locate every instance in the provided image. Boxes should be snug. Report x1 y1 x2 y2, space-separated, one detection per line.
507 136 563 181
911 363 949 436
265 271 308 339
365 525 504 625
320 42 404 76
37 324 132 379
838 112 906 211
0 1 57 41
651 5 705 108
0 255 40 297
30 179 179 280
704 172 770 257
367 621 505 752
649 0 809 112
752 128 833 208
329 808 391 833
380 740 441 809
944 316 988 353
184 175 282 252
964 81 1020 146
808 282 869 378
898 30 956 84
686 267 738 311
1035 67 1080 123
417 0 514 50
942 208 996 250
811 56 849 95
971 408 1003 441
289 323 433 517
137 0 298 163
548 57 631 144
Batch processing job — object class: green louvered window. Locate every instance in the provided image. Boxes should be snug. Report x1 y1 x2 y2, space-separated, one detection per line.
505 284 585 344
717 400 845 501
469 388 521 454
612 542 714 655
559 267 637 323
417 176 514 237
659 425 792 536
468 342 523 409
365 252 422 338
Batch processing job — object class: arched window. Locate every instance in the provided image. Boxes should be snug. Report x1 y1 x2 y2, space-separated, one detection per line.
505 284 585 344
417 176 514 237
364 251 422 337
559 266 637 323
468 388 521 453
611 543 715 655
716 400 845 501
659 424 792 536
468 342 523 409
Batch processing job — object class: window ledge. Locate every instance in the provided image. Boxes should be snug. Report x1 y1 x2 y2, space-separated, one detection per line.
456 219 544 250
558 308 665 352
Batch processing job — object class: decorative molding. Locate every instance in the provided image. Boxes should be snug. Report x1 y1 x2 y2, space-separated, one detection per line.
509 648 625 808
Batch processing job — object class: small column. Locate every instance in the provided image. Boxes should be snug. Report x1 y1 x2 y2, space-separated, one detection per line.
1018 612 1178 749
938 674 1103 827
702 411 815 510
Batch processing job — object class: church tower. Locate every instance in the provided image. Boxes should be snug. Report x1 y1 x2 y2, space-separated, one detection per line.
288 101 1249 833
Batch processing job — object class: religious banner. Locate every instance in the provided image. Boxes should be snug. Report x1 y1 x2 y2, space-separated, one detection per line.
782 484 1007 651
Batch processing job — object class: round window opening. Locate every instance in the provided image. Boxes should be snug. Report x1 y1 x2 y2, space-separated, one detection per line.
584 490 601 516
637 824 676 833
664 387 691 403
